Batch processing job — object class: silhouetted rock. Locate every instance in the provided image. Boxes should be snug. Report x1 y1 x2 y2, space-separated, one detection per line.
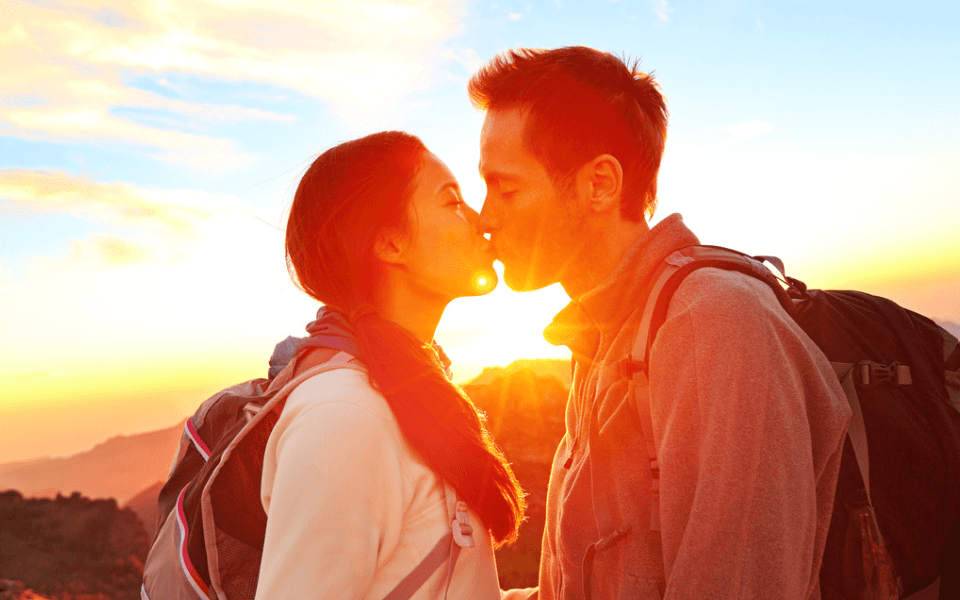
0 490 150 600
465 368 569 588
468 358 572 389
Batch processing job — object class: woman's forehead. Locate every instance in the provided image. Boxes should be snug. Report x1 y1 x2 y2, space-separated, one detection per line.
416 152 459 197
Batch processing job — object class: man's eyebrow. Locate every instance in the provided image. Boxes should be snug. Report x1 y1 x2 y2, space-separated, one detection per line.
478 168 517 184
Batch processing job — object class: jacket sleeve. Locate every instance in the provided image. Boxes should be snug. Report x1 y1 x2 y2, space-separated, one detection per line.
648 271 846 600
256 378 407 600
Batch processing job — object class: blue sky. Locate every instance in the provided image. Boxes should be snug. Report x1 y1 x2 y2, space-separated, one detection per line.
1 0 958 461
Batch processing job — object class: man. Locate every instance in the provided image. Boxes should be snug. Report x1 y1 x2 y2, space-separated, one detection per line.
471 47 851 599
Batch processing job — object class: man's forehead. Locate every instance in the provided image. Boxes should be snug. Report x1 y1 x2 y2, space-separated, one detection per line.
479 107 531 177
481 106 529 140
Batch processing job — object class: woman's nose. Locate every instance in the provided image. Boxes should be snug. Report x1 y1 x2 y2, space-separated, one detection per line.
464 204 482 232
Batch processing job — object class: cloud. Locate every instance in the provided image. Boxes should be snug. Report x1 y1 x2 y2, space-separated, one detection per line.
725 120 774 143
442 48 483 75
653 0 671 22
509 12 522 20
64 234 150 267
0 169 229 235
0 0 461 159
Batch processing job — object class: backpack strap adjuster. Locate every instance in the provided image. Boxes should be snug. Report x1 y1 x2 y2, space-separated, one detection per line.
857 361 912 387
616 358 647 379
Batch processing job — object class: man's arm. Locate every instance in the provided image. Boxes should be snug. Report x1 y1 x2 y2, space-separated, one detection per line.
648 270 847 599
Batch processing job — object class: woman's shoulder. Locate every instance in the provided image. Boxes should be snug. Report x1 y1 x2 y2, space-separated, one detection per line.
283 366 394 426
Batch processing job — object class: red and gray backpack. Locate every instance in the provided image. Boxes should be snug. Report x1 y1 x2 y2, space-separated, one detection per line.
592 245 960 600
141 309 473 600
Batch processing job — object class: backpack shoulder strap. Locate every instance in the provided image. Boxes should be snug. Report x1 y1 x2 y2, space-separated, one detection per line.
382 532 456 600
201 351 363 599
381 485 474 600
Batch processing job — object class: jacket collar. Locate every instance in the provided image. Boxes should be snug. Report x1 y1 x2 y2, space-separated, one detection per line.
543 213 700 363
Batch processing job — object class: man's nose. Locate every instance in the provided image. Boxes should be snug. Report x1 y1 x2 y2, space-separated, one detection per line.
478 198 497 234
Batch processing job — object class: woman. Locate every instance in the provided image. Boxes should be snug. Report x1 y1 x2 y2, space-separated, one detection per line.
256 131 526 599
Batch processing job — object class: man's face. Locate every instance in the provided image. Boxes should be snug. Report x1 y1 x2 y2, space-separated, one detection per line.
478 108 584 292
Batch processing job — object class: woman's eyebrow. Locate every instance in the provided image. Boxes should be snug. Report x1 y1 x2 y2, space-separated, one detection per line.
438 181 462 196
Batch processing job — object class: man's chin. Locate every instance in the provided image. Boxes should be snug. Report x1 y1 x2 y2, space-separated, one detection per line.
502 265 553 292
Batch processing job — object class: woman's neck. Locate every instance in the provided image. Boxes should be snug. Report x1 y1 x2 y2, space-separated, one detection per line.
373 280 448 343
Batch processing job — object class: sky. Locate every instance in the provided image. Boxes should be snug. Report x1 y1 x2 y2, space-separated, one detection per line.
1 0 958 462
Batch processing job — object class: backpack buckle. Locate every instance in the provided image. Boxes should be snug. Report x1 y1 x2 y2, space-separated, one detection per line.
451 501 475 548
616 359 647 379
858 362 912 387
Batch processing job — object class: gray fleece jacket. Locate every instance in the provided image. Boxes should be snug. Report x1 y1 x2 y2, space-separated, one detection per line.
535 214 851 600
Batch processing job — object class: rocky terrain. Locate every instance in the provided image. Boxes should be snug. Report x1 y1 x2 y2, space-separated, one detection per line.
0 579 54 600
0 491 149 600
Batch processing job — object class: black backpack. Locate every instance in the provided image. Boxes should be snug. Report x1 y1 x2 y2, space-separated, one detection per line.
619 245 960 599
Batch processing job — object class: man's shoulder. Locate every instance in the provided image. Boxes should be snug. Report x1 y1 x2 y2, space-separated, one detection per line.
650 266 794 345
670 265 784 316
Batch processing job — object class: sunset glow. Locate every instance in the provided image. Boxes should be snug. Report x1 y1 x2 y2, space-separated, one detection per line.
1 0 957 463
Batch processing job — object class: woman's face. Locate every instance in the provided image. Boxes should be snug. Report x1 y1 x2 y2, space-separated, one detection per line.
394 152 497 301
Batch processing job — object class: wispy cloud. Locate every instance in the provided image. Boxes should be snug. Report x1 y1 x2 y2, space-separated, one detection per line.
653 0 671 22
509 12 522 20
725 120 774 143
64 234 150 268
0 169 228 235
0 0 461 160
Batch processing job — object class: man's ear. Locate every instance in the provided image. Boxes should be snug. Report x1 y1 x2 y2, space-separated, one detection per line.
576 154 623 215
373 227 409 266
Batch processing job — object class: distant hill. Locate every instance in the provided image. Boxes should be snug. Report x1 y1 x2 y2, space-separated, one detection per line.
0 424 182 505
468 358 571 389
940 322 960 340
124 480 164 539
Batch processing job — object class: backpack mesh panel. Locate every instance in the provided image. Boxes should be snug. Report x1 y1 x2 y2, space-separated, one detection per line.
215 526 261 600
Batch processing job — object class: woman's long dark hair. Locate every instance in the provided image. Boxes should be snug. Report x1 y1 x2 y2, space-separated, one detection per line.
285 131 525 545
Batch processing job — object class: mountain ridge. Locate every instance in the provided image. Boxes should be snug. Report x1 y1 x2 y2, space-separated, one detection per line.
0 424 182 505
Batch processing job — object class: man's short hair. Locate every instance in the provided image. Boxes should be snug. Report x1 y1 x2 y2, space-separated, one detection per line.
468 46 668 221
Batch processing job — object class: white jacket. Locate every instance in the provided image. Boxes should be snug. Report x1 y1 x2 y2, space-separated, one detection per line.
256 367 504 600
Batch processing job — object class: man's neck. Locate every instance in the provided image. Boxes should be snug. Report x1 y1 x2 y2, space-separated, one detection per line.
560 218 650 300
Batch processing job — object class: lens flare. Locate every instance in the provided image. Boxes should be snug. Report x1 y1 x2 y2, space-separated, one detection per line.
473 271 497 294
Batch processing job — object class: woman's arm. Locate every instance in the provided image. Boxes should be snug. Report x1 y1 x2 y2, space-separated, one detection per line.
256 378 407 599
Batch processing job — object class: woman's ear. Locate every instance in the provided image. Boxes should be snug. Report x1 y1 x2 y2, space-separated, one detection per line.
374 227 409 266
